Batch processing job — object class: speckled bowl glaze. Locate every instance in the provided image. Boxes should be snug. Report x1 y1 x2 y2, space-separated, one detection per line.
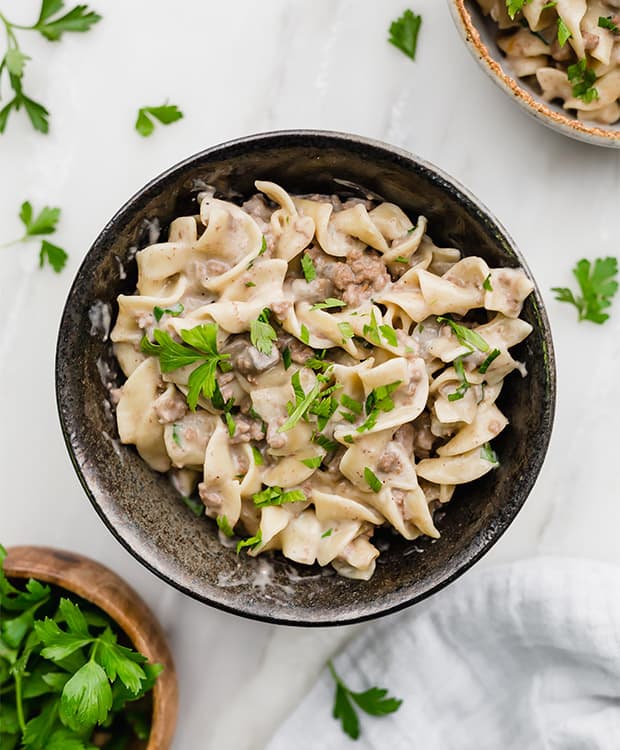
449 0 620 148
56 130 556 626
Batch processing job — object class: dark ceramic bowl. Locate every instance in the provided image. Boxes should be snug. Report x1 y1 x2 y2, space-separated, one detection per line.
56 130 555 626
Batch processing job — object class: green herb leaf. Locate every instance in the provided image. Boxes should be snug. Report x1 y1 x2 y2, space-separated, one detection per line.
341 394 362 415
250 309 277 355
301 253 316 282
5 49 30 77
251 446 264 466
35 4 102 41
552 257 618 324
328 660 402 740
480 442 499 464
279 379 321 432
394 256 409 263
216 515 234 537
300 324 310 345
506 0 532 20
59 660 112 732
301 456 322 469
567 58 599 103
363 309 381 345
338 321 354 341
364 467 382 493
388 9 422 60
39 240 68 272
182 495 203 517
598 15 620 32
97 629 147 695
35 619 93 662
252 486 306 508
479 348 501 374
153 302 184 322
379 324 398 346
282 347 292 369
310 298 346 311
483 274 493 292
321 528 333 538
313 432 339 452
259 236 267 255
437 316 490 352
135 103 183 137
236 530 262 554
19 202 60 237
557 16 572 46
224 412 236 437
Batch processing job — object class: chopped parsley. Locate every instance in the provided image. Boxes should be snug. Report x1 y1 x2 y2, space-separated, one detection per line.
338 321 355 341
567 59 599 103
364 467 382 493
448 356 470 402
321 528 333 538
313 433 339 452
245 281 256 287
279 376 321 432
259 236 267 255
506 0 532 19
301 456 323 469
252 486 306 508
252 446 264 465
341 394 362 415
224 412 236 437
598 16 619 33
483 274 493 292
300 324 310 344
301 253 316 282
282 346 292 369
153 302 184 322
552 257 618 324
379 324 398 346
250 308 277 355
216 514 234 537
310 298 346 311
437 316 490 352
363 309 382 345
236 530 262 554
388 9 422 61
182 495 203 516
480 442 499 465
141 323 230 410
556 16 572 46
172 423 182 447
394 256 409 263
479 348 501 374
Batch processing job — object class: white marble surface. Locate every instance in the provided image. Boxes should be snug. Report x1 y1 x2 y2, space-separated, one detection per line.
1 0 619 748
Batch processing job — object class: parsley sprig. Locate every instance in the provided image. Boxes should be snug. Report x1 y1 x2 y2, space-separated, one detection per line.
328 660 402 740
567 59 599 104
250 308 277 355
0 1 101 134
437 316 490 352
552 257 618 324
135 103 183 137
2 200 68 272
388 9 422 61
141 323 230 409
0 544 162 748
252 485 306 508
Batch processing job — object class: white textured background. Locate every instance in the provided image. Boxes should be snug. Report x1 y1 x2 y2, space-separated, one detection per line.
1 1 619 748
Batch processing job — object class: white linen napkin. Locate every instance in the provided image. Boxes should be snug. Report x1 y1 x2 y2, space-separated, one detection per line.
266 558 620 749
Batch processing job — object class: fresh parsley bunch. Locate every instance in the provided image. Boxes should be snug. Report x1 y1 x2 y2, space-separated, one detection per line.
0 544 163 749
552 257 618 324
0 1 101 134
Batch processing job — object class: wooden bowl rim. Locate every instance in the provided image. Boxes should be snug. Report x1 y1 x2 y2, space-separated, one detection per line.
4 545 178 750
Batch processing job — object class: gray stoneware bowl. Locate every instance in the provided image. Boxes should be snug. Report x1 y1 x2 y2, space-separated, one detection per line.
56 130 556 626
449 0 620 148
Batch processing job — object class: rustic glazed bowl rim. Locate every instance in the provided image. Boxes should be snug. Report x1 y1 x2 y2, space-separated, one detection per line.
56 129 556 626
448 0 620 148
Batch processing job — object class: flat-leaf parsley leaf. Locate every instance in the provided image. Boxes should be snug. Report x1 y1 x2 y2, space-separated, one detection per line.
388 9 422 60
552 257 618 324
135 103 183 137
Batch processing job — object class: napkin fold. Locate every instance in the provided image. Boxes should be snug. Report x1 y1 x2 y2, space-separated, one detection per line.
267 558 620 749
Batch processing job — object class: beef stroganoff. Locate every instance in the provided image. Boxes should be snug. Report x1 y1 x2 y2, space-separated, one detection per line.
477 0 620 124
110 181 534 580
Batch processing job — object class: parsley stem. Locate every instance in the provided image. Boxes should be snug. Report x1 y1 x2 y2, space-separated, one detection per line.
14 671 26 732
327 659 342 686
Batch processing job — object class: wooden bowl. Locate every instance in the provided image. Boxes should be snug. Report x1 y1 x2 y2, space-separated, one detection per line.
4 545 178 750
